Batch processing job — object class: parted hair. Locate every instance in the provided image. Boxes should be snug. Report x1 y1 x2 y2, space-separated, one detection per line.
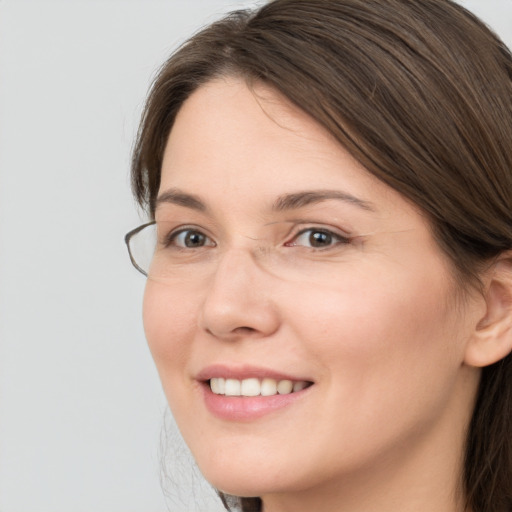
131 1 512 511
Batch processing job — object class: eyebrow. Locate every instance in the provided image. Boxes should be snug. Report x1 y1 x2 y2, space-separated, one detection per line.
272 190 375 212
156 188 207 212
155 188 375 213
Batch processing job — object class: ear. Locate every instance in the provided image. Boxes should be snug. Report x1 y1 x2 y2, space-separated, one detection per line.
464 253 512 368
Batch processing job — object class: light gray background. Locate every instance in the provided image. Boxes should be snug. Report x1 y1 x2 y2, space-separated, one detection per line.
0 1 510 511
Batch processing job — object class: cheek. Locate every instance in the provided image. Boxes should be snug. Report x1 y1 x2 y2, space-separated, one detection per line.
142 281 197 383
287 261 464 406
269 264 469 475
292 266 451 341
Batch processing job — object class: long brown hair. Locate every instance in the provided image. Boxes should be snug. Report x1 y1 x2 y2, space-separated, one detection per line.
131 1 512 510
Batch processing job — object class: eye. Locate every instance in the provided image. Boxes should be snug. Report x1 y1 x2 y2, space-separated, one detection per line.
168 228 215 249
287 228 349 249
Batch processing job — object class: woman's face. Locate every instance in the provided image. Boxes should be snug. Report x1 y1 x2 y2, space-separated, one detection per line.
143 77 481 503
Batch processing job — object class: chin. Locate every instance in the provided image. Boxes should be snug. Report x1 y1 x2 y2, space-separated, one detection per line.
208 474 288 499
194 452 302 498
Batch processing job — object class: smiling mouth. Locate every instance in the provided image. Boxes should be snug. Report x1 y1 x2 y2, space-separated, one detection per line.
209 377 313 397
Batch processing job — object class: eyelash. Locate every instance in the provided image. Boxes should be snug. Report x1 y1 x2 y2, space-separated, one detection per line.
162 226 350 250
285 227 350 249
163 227 216 249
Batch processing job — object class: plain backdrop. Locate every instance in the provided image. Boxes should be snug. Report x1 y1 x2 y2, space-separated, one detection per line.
0 1 511 511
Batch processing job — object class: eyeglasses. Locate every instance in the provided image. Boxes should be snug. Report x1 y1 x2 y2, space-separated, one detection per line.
126 220 221 282
125 221 157 277
124 219 394 286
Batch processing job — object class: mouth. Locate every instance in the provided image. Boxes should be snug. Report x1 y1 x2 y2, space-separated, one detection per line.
197 366 314 420
208 377 313 397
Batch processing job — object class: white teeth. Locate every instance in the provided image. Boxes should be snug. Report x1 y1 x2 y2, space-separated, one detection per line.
261 378 277 396
225 378 241 396
210 377 225 395
240 378 260 397
209 377 310 397
210 377 220 394
277 379 293 395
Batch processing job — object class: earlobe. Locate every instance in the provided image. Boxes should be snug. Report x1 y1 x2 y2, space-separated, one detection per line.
464 254 512 368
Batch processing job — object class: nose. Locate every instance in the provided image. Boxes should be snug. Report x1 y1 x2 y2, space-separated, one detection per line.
199 248 280 340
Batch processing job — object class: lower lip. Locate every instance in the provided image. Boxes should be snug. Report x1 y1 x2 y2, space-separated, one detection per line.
201 383 311 421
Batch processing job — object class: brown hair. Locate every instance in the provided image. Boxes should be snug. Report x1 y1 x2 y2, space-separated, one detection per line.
131 1 512 511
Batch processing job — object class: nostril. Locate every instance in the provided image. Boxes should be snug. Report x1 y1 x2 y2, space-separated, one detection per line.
205 326 255 336
233 326 257 335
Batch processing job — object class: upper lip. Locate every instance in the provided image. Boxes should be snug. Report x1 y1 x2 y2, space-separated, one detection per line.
196 364 313 383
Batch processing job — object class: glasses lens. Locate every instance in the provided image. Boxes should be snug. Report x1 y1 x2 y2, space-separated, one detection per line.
127 223 157 276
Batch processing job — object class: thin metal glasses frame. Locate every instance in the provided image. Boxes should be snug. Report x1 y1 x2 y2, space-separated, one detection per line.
124 220 156 277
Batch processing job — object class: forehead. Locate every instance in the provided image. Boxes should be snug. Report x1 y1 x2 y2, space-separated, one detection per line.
164 77 342 165
159 77 415 226
162 78 374 191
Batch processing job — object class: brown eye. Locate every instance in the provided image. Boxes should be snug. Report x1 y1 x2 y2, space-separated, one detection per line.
309 231 332 247
171 229 215 248
288 228 349 249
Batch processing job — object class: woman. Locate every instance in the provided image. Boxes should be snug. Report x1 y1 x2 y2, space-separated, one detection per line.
125 1 512 511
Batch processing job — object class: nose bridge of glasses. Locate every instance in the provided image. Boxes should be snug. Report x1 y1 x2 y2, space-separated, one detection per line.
210 237 276 275
230 232 289 271
209 235 292 286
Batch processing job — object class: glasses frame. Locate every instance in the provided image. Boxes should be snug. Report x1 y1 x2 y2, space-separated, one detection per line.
124 220 156 277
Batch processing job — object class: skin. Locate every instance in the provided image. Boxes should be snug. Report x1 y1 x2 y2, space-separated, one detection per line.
143 77 487 512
